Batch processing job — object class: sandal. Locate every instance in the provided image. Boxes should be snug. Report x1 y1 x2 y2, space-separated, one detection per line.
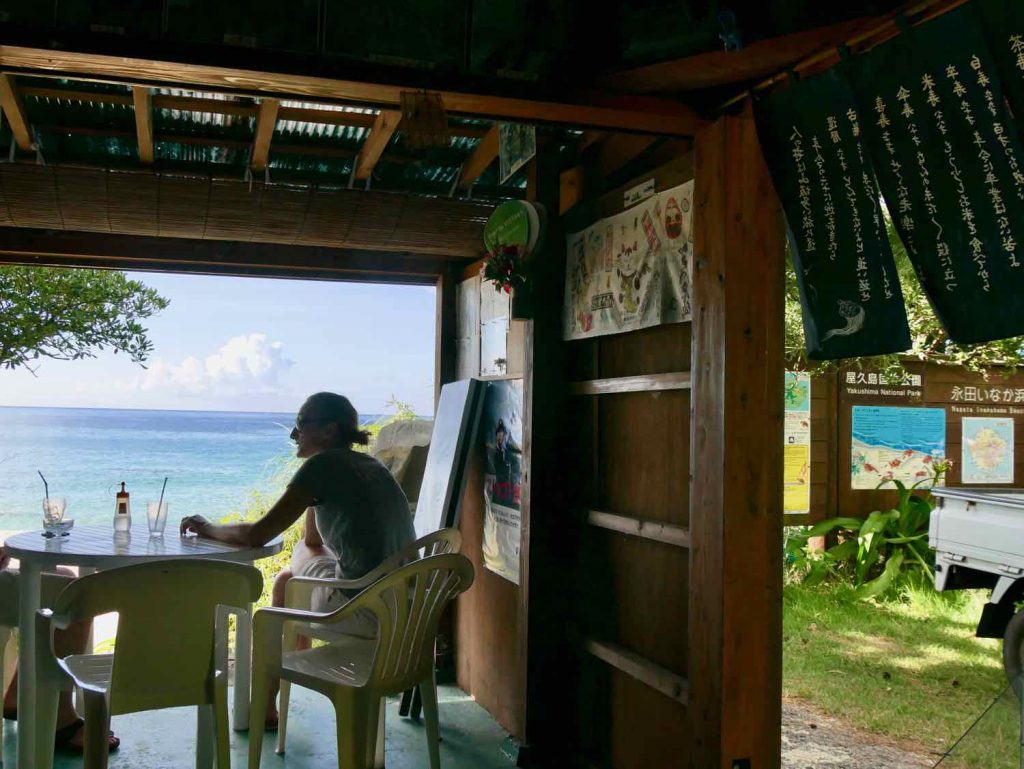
53 718 121 754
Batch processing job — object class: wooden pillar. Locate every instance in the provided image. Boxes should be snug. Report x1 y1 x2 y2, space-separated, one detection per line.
689 114 784 769
435 264 458 406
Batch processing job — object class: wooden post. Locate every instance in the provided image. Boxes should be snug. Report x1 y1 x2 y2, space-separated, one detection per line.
689 114 784 769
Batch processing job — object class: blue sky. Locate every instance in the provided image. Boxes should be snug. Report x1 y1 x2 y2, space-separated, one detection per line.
0 271 438 416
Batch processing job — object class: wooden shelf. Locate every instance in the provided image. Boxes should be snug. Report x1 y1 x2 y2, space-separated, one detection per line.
569 371 691 396
584 638 689 706
586 509 690 548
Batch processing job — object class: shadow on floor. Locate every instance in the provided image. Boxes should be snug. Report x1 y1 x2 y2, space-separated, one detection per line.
3 685 512 769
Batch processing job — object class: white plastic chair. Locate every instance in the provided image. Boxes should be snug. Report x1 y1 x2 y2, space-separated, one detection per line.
277 528 462 756
34 559 263 769
249 553 475 769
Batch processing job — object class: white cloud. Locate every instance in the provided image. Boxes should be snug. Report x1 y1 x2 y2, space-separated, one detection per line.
127 334 294 398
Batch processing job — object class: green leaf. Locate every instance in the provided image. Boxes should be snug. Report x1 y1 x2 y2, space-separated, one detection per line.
806 517 864 537
854 551 905 600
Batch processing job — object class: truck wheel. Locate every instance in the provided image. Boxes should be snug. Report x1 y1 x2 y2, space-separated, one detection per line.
1003 607 1024 696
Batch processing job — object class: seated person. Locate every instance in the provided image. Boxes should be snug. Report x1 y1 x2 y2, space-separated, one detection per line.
0 548 121 753
180 391 415 728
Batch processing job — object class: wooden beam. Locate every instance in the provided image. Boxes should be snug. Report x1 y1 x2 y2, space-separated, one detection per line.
132 86 153 164
599 17 874 94
0 74 33 151
585 509 691 548
250 97 279 171
458 124 499 189
0 45 707 135
584 639 689 706
354 109 401 180
569 372 691 395
593 132 659 178
0 228 450 285
689 113 784 768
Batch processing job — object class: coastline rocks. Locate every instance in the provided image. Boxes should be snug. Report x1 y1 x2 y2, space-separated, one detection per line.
372 418 433 507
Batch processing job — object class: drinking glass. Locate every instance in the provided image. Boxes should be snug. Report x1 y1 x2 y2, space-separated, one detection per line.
146 501 169 537
42 497 67 537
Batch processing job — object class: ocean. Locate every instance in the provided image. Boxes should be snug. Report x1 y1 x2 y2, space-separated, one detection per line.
0 406 379 534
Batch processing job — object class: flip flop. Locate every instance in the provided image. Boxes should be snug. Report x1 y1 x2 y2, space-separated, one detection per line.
53 718 121 754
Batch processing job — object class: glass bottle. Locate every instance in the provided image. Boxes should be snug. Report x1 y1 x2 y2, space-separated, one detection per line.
113 481 131 532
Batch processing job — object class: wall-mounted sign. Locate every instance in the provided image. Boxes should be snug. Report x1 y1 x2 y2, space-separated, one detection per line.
624 178 657 207
846 5 1024 343
851 405 946 489
841 369 924 401
563 181 693 340
498 123 536 184
784 372 812 514
755 69 912 360
962 416 1015 484
483 200 540 255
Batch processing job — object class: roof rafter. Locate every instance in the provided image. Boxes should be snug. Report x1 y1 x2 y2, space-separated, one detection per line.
354 109 401 180
0 75 34 151
132 86 153 164
251 97 279 171
457 123 499 190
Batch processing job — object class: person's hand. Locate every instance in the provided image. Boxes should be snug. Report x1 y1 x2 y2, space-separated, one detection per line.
0 546 9 571
180 515 212 537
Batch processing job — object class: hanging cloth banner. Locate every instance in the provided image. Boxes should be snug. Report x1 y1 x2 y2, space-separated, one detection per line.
755 69 912 359
976 0 1024 129
844 5 1024 343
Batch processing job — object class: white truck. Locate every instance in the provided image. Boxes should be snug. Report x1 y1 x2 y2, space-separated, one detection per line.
929 488 1024 685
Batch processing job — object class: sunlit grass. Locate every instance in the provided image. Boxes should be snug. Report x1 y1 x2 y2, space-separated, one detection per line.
784 575 1010 761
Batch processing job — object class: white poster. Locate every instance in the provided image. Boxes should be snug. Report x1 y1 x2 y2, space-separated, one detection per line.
563 181 693 340
784 372 812 514
962 417 1014 484
481 380 523 584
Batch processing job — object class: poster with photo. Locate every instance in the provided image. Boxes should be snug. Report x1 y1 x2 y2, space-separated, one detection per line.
784 372 812 514
851 406 946 489
563 180 693 340
962 417 1015 484
481 379 523 584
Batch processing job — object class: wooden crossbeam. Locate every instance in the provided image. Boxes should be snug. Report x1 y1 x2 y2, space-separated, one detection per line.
0 45 707 134
584 639 689 705
132 86 153 164
457 123 499 189
0 75 33 151
251 97 279 171
354 109 401 180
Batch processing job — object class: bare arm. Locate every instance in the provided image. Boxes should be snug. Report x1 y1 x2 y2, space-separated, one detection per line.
302 507 324 548
180 483 315 547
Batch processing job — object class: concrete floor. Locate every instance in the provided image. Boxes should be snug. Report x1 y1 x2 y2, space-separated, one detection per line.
2 685 513 769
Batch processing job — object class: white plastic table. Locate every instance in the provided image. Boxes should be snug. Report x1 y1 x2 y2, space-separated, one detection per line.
5 524 282 769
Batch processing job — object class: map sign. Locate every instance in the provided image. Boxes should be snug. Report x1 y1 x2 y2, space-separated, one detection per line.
563 181 693 340
784 372 812 514
851 406 946 489
962 416 1015 484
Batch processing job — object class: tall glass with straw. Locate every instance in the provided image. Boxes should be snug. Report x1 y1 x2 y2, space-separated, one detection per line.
39 471 67 537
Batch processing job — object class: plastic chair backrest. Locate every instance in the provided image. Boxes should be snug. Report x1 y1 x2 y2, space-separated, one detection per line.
406 528 462 560
348 553 473 693
50 559 262 715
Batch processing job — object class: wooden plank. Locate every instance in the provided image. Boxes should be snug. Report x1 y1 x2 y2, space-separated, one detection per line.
570 371 690 396
600 17 875 94
584 639 689 705
0 228 453 283
689 113 784 768
586 509 690 548
0 46 707 135
434 265 457 408
250 97 279 171
354 109 401 180
457 124 499 189
0 74 33 151
131 86 153 165
594 133 659 177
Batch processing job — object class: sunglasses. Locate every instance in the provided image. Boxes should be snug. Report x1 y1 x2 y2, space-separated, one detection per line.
294 416 328 430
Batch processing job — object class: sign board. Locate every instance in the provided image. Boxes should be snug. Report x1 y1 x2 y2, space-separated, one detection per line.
784 372 812 514
483 200 540 255
962 416 1015 484
850 405 946 489
498 123 536 184
755 69 912 360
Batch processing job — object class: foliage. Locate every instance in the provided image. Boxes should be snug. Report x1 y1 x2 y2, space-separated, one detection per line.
785 460 949 599
785 219 1024 377
381 395 418 423
481 244 528 295
0 266 169 372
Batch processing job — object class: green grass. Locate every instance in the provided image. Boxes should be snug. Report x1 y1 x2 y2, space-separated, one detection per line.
783 575 1012 760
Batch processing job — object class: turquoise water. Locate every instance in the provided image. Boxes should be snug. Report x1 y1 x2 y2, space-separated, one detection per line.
0 406 378 533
